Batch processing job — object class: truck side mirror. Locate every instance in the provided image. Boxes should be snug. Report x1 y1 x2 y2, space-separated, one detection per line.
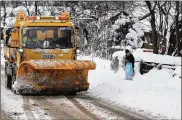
8 29 19 48
75 26 79 30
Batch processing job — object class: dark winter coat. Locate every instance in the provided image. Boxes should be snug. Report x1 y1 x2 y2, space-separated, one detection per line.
125 53 135 69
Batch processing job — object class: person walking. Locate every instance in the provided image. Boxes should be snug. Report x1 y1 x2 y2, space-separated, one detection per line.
125 49 135 80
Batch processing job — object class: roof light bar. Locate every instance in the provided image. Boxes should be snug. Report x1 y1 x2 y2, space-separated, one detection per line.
28 16 36 20
37 16 40 20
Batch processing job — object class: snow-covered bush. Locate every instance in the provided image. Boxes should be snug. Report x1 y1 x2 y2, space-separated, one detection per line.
111 13 145 49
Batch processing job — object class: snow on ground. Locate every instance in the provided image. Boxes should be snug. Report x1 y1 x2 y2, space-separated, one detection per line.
1 46 26 119
78 53 181 119
1 85 27 120
1 56 27 120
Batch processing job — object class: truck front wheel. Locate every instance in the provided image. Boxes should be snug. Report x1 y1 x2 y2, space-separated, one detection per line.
5 66 12 89
5 74 12 89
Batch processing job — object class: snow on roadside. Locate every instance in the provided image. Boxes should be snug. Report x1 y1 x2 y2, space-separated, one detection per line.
1 82 27 120
1 46 27 119
78 54 181 119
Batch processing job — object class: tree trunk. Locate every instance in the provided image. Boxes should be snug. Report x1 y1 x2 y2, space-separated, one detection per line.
35 1 38 15
151 10 159 54
122 1 125 11
2 1 7 26
175 1 180 56
146 1 158 54
25 1 30 16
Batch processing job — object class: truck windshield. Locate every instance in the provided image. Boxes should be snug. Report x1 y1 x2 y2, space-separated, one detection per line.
22 27 74 49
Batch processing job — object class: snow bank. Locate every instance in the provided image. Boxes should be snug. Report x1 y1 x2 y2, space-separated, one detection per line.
134 52 181 66
1 50 21 119
1 48 27 119
113 50 181 65
1 86 27 120
78 55 181 119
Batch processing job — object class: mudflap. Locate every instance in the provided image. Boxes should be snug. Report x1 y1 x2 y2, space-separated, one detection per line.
14 60 96 94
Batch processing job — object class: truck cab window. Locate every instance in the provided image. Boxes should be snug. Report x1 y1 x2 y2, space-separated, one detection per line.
22 27 74 49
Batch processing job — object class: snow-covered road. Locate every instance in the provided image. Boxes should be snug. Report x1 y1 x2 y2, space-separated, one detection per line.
1 45 154 120
1 69 153 119
1 74 153 120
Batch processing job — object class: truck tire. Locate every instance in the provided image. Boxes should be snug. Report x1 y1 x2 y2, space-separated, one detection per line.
69 92 77 96
5 65 12 89
11 77 17 94
69 90 77 96
5 74 12 89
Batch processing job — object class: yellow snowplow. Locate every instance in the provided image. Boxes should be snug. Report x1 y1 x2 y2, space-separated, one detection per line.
3 11 96 94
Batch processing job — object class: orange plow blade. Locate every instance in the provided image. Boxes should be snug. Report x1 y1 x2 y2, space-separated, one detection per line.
14 60 96 94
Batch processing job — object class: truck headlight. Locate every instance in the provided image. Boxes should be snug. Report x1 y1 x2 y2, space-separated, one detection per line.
55 16 59 20
19 48 23 53
76 50 80 54
37 16 40 20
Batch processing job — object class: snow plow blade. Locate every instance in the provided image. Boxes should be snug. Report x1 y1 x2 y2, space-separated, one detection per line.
14 60 96 94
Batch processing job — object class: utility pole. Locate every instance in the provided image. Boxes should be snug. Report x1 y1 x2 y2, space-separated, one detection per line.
175 1 180 56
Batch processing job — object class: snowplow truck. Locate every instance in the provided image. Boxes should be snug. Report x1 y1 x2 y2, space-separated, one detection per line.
3 11 96 95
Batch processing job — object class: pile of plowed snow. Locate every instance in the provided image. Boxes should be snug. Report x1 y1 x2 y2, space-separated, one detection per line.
78 53 181 119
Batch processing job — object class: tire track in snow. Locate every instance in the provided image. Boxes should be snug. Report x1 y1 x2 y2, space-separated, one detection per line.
66 96 101 120
73 94 154 120
67 95 126 120
37 95 99 120
22 96 36 120
33 96 75 120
